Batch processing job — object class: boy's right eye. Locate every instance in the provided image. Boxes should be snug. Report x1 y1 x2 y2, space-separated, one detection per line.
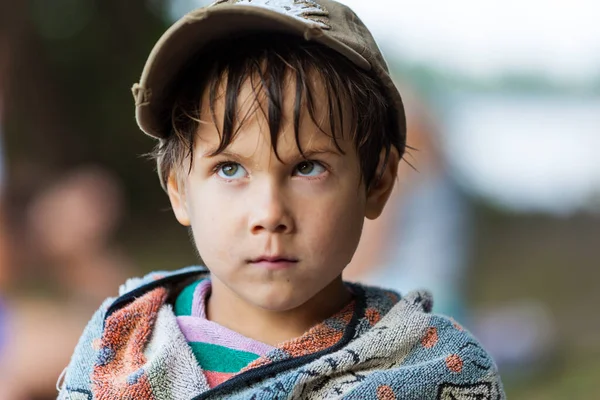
216 162 248 180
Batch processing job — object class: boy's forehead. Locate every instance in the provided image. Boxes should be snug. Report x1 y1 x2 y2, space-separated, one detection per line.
195 111 344 159
195 68 352 155
200 67 331 114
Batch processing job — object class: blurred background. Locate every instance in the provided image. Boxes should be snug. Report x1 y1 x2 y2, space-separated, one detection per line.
0 0 598 398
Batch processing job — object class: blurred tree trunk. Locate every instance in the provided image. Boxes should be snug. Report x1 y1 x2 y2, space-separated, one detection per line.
1 0 171 218
2 1 66 191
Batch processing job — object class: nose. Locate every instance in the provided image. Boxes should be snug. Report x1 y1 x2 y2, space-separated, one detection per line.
248 180 294 235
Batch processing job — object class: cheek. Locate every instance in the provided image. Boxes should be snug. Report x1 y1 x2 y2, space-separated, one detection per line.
185 183 244 262
302 188 365 266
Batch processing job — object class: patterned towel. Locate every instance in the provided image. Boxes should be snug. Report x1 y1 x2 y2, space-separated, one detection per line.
58 266 505 399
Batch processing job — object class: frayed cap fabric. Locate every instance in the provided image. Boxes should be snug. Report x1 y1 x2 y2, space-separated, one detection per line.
132 0 405 189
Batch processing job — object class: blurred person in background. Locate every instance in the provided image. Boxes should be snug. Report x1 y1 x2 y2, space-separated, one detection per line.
343 85 556 375
0 167 134 400
25 166 134 306
0 2 166 397
344 85 472 323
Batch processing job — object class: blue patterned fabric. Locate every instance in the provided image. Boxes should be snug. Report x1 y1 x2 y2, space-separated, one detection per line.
58 267 504 399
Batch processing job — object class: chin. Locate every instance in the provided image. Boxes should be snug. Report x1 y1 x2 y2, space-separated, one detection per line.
246 286 308 312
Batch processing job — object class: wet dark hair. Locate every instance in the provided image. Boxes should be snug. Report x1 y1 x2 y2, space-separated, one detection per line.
153 33 404 190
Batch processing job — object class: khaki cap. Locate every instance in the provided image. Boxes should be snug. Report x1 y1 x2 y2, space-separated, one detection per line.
132 0 405 165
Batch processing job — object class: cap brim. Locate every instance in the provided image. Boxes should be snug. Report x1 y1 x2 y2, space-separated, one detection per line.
135 5 371 139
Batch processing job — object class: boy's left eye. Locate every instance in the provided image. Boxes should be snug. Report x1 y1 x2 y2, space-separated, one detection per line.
294 161 326 177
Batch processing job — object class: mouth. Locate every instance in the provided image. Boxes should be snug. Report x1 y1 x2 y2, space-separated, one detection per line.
247 256 299 270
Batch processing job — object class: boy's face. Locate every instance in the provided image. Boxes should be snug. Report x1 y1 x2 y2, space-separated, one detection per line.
167 73 396 313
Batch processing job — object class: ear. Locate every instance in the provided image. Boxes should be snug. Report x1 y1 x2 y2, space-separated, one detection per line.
365 147 400 220
167 173 191 226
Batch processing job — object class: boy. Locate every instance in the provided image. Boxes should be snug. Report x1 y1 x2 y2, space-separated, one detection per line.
59 0 504 399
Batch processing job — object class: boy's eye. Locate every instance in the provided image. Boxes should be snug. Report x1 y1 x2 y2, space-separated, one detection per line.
216 162 248 179
294 161 326 177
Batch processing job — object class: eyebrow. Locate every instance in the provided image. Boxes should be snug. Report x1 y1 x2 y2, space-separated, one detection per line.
298 148 343 158
199 148 235 158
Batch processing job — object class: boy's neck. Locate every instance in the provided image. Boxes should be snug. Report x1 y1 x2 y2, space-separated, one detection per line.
206 276 352 347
